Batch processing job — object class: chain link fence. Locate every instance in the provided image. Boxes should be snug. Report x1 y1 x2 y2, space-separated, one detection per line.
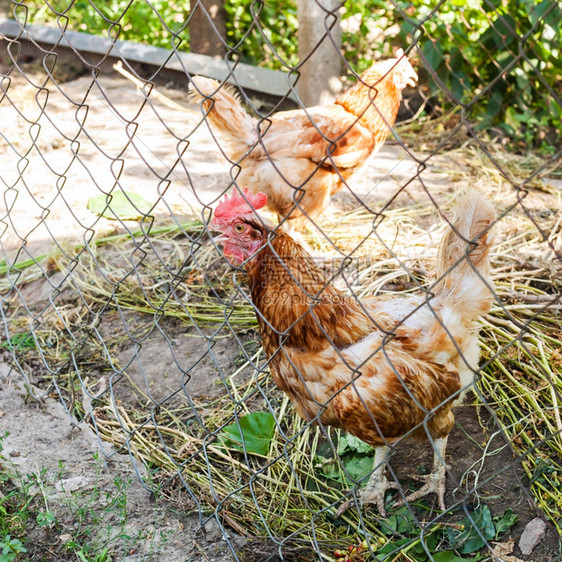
0 1 561 560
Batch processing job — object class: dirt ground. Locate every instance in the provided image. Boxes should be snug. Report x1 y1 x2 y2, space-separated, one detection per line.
0 361 243 561
0 56 561 561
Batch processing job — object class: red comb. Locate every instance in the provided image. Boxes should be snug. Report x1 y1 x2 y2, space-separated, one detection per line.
214 188 267 222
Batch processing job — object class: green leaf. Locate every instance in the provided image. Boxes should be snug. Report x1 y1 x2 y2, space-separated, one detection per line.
504 106 525 131
534 0 562 27
491 14 518 46
422 40 442 71
36 510 56 527
317 453 374 485
375 537 410 559
450 74 465 102
446 505 496 554
0 536 27 558
221 412 276 456
483 0 503 11
337 433 373 455
486 91 504 118
515 72 530 90
318 459 341 482
87 191 153 220
448 47 464 71
342 454 375 483
493 508 518 537
426 530 438 551
379 506 417 536
380 514 398 535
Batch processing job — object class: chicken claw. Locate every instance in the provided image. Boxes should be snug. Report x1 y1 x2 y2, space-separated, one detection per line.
394 470 447 511
336 478 400 519
335 446 398 518
394 437 450 511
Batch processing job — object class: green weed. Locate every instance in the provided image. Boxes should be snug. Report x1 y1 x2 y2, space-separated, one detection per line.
0 436 145 561
0 333 35 351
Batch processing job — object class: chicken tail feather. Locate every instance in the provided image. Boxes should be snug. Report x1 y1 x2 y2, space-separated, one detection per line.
435 191 496 320
190 76 257 156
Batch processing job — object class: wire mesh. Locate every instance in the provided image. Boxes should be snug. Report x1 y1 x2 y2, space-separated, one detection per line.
0 0 561 560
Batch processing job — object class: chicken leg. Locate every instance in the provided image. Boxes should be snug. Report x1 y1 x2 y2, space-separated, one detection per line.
394 436 449 511
335 446 399 518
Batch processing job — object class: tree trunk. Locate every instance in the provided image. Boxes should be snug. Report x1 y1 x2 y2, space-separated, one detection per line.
189 0 227 57
297 0 342 106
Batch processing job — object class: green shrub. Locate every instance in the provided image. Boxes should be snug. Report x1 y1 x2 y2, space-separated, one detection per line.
339 0 561 149
16 1 190 50
400 0 561 149
224 0 298 69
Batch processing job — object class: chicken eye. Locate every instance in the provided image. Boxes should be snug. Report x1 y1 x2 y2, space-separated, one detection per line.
234 223 246 233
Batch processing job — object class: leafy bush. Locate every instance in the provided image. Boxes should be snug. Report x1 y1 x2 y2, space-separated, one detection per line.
16 0 190 50
399 0 561 150
224 0 298 69
338 0 561 149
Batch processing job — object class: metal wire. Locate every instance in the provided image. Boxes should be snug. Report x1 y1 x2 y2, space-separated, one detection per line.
0 0 561 560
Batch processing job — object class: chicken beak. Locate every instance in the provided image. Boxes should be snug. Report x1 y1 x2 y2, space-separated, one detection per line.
213 234 229 245
210 217 228 245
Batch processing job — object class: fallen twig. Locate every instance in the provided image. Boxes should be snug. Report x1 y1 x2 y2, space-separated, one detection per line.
112 60 189 112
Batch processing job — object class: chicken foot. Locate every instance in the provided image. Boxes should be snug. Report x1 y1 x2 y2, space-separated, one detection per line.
336 438 450 518
335 446 398 518
394 436 449 511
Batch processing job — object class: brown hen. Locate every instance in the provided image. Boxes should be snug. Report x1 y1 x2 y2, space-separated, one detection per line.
192 51 417 230
212 188 496 516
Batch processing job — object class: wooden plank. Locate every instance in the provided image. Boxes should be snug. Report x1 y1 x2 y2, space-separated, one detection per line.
0 17 298 100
